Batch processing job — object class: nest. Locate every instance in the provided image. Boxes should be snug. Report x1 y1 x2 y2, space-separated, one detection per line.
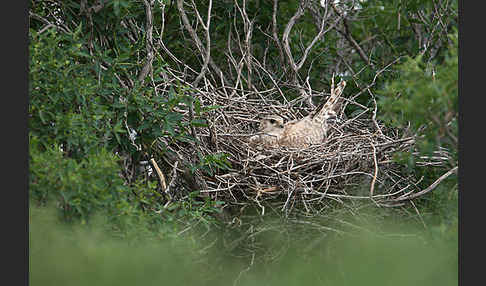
153 81 447 216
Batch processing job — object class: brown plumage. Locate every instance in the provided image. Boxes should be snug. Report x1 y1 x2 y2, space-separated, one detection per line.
249 80 346 148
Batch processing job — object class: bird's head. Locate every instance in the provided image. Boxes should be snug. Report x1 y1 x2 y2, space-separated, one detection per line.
259 115 284 132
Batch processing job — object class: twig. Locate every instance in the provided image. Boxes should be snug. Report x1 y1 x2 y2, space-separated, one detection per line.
29 11 71 34
138 0 155 83
369 140 378 197
166 161 179 195
192 0 212 86
282 1 338 74
332 4 373 67
410 200 427 229
393 166 458 201
176 0 229 86
150 158 167 192
271 0 285 65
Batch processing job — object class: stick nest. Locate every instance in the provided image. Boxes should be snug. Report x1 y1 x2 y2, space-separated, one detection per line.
156 84 448 215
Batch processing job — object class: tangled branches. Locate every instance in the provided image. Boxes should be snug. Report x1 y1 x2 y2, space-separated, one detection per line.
146 66 455 217
133 0 456 216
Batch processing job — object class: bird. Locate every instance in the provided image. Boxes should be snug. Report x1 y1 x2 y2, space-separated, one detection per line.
252 115 285 147
249 80 346 148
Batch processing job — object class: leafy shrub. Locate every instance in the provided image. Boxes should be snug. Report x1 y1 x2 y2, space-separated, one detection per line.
29 136 132 222
28 23 226 233
377 31 458 229
29 27 118 159
29 136 222 238
378 30 458 163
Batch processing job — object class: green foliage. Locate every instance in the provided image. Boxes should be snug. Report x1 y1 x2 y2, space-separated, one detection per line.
29 28 113 158
124 86 196 149
29 134 222 235
377 30 458 231
28 27 203 158
191 152 232 176
29 137 130 222
166 191 225 224
28 2 230 235
30 204 457 286
378 30 458 160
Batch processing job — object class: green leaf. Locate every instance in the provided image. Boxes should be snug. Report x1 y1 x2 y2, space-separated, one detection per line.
113 1 120 17
165 112 183 123
39 110 47 124
138 121 152 131
73 23 83 39
190 118 208 127
194 100 201 115
201 105 222 113
163 122 175 136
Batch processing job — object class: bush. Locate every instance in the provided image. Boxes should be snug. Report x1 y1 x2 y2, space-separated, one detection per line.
29 27 118 159
377 30 458 230
378 30 458 164
29 136 132 222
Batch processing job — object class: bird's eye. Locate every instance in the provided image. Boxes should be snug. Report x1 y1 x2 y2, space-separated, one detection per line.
269 119 276 124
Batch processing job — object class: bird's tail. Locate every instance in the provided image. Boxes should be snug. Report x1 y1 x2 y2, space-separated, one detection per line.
311 79 346 124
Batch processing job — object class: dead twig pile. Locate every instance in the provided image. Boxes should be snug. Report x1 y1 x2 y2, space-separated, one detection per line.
148 72 453 216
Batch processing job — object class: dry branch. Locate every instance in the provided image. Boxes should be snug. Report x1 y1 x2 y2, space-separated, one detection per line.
331 3 373 67
138 0 155 83
272 0 285 65
176 0 229 86
392 166 458 202
150 158 167 192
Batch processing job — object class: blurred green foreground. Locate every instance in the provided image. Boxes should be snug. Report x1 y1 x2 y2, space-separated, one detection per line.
30 205 457 286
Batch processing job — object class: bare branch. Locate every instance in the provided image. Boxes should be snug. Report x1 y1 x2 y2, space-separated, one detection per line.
393 166 458 202
29 11 71 34
282 1 339 76
192 0 213 86
150 158 167 192
138 0 155 83
281 2 306 73
331 4 373 67
271 0 285 67
176 0 229 87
